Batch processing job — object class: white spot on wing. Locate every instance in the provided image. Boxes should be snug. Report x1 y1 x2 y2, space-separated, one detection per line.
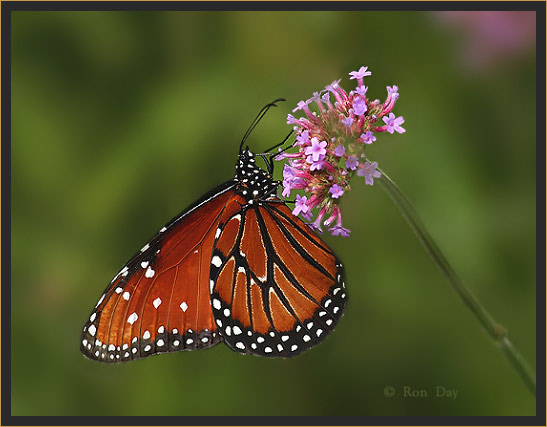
211 256 222 267
88 324 96 336
140 244 150 252
256 270 268 281
153 297 162 309
145 267 155 278
143 330 151 340
127 312 138 325
180 301 188 312
123 291 130 301
140 261 149 269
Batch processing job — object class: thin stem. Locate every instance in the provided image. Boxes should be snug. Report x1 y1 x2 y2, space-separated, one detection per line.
377 168 536 396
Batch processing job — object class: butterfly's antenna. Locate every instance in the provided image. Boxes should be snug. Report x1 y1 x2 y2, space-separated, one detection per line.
257 130 295 174
264 130 294 154
239 98 286 153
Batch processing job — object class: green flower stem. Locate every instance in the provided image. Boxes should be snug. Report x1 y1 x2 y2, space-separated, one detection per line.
376 168 536 396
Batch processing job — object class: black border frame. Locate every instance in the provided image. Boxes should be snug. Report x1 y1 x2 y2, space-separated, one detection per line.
1 1 545 426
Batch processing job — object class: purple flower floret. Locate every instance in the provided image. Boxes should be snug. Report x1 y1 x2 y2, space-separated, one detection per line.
292 194 309 216
357 161 382 185
333 145 346 157
275 65 405 237
296 130 310 146
353 98 368 116
345 156 359 171
360 131 376 144
382 112 406 134
329 184 344 199
308 157 324 171
305 137 327 162
349 66 372 87
355 85 368 97
341 116 354 129
329 225 351 237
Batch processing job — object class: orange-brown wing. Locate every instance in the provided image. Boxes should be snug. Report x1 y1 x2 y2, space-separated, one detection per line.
209 200 347 358
80 182 238 363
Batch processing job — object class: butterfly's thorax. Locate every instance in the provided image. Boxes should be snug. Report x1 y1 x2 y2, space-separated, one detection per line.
235 149 280 204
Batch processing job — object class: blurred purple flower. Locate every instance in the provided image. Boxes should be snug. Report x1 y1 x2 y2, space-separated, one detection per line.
432 11 535 70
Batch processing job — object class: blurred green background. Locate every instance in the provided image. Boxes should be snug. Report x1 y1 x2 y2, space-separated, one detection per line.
11 11 536 416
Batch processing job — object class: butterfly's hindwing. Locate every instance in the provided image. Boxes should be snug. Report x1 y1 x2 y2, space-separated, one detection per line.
209 201 347 358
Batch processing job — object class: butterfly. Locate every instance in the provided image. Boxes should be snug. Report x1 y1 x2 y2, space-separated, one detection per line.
80 100 347 362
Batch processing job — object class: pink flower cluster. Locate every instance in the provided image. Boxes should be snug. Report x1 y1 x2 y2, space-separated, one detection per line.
276 66 405 237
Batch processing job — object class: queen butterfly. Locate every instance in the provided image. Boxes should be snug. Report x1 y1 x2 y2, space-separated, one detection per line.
80 100 347 362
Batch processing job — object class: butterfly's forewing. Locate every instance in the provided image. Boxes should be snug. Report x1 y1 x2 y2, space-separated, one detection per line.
80 181 238 363
209 199 347 358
